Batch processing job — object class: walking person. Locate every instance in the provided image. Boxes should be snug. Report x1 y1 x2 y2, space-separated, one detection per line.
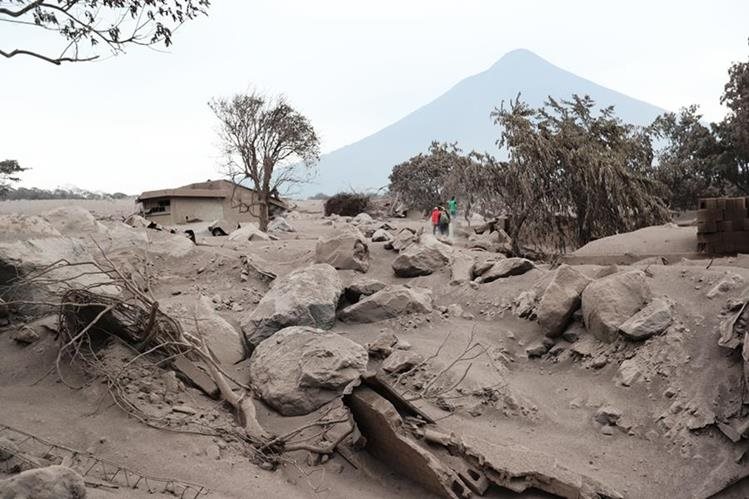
430 206 441 235
438 206 450 236
447 196 458 237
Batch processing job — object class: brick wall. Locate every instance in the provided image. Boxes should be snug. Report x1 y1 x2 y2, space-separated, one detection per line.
697 197 749 254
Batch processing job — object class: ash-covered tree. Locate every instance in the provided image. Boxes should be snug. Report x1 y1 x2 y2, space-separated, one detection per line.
389 142 474 214
0 0 209 65
492 95 669 252
209 90 320 231
648 106 729 209
715 39 749 192
0 159 26 194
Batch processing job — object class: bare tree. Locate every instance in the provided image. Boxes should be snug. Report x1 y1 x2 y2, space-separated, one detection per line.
209 90 320 231
0 0 209 65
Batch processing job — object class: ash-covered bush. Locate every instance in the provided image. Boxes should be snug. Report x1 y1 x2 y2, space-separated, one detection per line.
324 192 371 217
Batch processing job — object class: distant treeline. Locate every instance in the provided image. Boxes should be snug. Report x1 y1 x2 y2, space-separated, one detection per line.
0 186 131 201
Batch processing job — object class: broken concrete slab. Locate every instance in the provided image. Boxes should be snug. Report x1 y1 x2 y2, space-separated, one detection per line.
344 385 469 498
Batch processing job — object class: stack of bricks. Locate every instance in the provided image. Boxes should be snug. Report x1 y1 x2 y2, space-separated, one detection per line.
697 197 749 254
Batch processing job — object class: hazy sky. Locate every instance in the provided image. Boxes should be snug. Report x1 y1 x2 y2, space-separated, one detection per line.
2 0 748 194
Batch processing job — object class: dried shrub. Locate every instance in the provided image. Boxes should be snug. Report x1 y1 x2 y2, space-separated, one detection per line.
324 192 371 216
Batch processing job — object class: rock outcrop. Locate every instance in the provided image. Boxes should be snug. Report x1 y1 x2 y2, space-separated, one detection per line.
537 265 592 337
240 264 344 348
249 326 367 416
315 228 370 273
339 285 433 323
581 270 652 343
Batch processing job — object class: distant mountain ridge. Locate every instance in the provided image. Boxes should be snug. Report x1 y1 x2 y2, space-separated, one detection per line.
304 49 667 195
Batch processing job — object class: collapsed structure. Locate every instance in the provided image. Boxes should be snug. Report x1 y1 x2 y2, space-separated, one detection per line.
136 179 287 226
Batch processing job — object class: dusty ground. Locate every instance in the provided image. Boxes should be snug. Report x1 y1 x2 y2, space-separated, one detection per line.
1 199 749 498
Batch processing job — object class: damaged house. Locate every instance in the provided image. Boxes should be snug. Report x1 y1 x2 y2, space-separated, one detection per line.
136 179 287 226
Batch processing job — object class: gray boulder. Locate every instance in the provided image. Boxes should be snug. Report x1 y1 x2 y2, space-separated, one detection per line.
618 298 672 341
392 237 451 277
371 228 392 242
388 228 416 251
182 295 244 365
450 252 475 285
351 212 374 225
249 326 367 416
0 466 87 499
268 216 295 233
468 229 512 253
315 228 370 272
345 278 386 303
339 285 433 323
581 270 652 343
240 264 344 349
382 350 424 373
475 258 534 283
537 265 592 338
228 224 270 242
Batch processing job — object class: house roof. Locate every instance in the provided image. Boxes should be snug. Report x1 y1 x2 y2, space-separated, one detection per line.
137 179 287 208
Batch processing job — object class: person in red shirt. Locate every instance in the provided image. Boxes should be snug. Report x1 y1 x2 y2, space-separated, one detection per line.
430 206 441 235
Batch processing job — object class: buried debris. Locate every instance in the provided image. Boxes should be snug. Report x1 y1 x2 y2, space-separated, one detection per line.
342 375 622 499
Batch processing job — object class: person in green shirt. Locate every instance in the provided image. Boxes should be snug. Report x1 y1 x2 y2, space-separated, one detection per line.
448 196 457 217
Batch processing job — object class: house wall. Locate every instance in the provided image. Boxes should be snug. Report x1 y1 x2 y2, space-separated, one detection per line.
172 198 224 224
222 189 262 225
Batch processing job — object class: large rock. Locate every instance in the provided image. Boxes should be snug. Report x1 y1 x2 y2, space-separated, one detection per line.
475 258 534 283
0 466 87 499
388 228 416 252
315 228 370 272
181 296 244 365
268 217 295 233
468 229 512 253
392 237 451 277
240 264 344 348
618 298 672 341
0 216 119 302
581 270 652 343
450 252 475 285
345 278 386 303
371 228 392 242
339 285 432 323
249 326 367 416
351 213 374 225
42 206 106 235
228 224 270 242
537 265 592 338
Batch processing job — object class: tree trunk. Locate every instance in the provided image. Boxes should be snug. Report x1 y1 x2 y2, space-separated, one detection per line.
258 192 269 232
